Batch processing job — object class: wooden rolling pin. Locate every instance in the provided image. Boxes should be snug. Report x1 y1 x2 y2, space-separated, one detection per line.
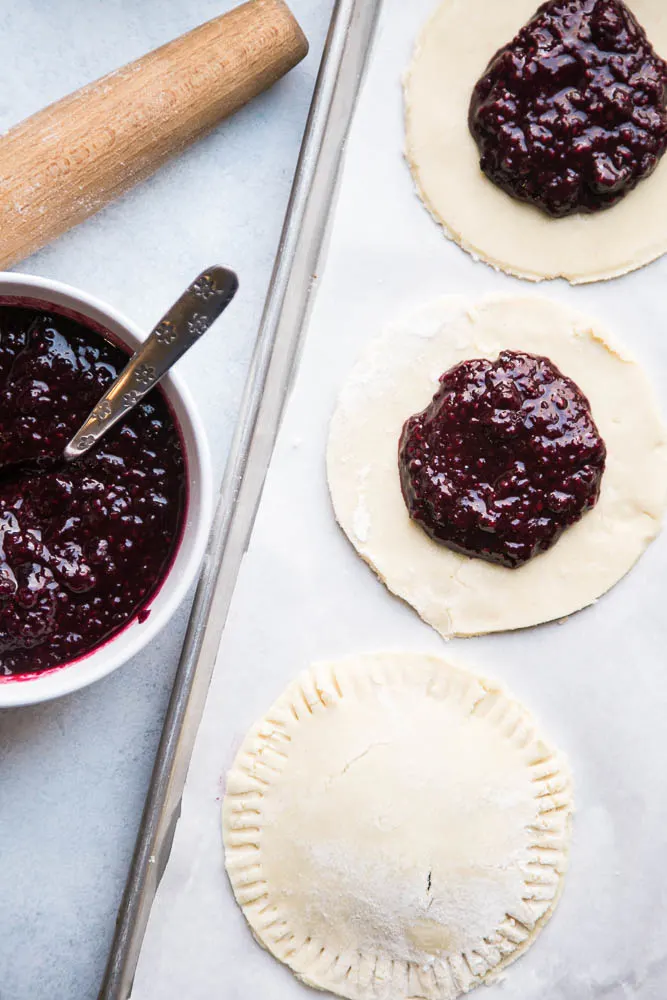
0 0 308 269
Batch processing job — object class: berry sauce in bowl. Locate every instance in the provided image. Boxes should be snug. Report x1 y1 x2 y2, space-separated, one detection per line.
0 306 186 676
0 275 212 706
399 350 606 568
469 0 667 217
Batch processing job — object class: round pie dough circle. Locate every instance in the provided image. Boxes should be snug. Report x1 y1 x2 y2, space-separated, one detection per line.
326 296 667 637
223 653 573 1000
405 0 667 283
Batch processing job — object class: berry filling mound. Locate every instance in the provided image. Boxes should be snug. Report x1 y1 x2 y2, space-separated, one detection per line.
399 350 606 568
469 0 667 217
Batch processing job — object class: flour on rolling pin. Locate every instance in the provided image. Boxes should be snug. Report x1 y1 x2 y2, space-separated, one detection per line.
0 0 308 269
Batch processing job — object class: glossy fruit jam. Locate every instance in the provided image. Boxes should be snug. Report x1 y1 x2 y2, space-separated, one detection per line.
469 0 667 217
399 350 606 568
0 306 186 677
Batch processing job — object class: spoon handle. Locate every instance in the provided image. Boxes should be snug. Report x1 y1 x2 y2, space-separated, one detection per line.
64 265 238 461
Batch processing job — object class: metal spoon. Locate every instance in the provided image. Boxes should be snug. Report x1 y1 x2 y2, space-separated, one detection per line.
64 265 239 461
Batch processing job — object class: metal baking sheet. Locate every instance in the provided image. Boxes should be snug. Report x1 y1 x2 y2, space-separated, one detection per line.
113 0 667 996
99 0 382 996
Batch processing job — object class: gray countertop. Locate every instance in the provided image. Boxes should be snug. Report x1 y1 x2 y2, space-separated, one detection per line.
0 2 334 996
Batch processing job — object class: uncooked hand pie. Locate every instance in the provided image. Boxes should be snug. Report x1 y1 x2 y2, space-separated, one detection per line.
223 652 572 1000
405 0 667 282
327 296 667 637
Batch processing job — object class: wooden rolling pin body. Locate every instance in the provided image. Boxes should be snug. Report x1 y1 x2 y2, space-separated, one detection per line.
0 0 307 269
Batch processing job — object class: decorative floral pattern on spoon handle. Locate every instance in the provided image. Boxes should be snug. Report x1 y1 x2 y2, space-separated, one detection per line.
64 265 239 461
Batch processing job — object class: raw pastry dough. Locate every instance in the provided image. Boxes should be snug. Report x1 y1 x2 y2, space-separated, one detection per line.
404 0 667 283
223 652 573 1000
326 296 667 637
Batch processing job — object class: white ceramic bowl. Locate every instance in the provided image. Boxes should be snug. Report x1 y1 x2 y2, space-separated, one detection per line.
0 272 213 707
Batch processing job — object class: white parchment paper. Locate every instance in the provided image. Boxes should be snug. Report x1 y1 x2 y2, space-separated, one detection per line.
131 0 667 996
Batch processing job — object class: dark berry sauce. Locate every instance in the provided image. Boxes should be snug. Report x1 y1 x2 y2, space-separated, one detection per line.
0 306 186 677
399 351 606 568
469 0 667 217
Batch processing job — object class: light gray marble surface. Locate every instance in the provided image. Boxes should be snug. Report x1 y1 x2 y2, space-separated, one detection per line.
0 2 335 997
